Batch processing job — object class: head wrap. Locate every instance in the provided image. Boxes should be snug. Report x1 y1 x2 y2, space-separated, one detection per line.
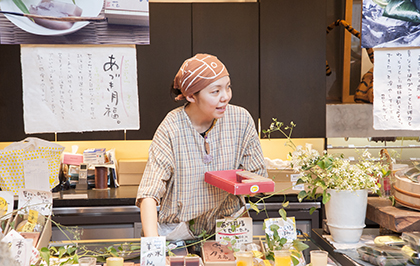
173 53 229 101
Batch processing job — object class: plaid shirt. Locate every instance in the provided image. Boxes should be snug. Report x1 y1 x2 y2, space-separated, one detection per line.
136 104 267 235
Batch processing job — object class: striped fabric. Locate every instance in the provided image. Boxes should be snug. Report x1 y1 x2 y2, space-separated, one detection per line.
136 104 267 235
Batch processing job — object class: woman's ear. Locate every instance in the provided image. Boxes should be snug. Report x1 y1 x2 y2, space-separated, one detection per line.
186 95 196 103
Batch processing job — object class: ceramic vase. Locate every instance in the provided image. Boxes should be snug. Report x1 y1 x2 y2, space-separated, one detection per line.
325 189 368 243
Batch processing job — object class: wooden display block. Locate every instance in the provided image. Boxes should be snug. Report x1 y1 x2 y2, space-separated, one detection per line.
366 197 420 232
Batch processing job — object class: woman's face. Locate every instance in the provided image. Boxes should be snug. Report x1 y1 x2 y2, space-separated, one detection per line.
190 76 232 120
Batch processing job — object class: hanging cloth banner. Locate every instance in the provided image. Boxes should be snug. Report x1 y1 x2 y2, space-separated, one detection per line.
373 48 420 130
21 44 140 134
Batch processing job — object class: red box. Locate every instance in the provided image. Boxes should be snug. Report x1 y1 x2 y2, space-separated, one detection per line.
205 169 275 195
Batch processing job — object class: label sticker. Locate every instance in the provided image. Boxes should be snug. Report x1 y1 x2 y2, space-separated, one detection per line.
250 185 260 193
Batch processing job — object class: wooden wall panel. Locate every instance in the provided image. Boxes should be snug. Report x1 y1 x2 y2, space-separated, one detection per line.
192 3 259 125
260 0 326 138
126 3 192 140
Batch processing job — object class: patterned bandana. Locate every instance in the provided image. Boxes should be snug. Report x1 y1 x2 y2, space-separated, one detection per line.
173 54 229 101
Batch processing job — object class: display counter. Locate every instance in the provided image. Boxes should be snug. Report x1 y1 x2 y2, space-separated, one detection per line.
49 234 343 266
49 186 321 241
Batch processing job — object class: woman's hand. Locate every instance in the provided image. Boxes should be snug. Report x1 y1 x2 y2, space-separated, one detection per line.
140 197 159 237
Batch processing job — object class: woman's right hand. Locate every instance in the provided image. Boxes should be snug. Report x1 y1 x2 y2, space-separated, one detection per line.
140 197 159 237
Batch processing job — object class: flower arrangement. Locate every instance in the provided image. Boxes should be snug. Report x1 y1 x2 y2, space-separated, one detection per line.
263 119 391 205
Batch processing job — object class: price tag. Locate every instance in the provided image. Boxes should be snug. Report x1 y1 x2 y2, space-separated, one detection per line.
22 222 36 233
140 236 166 266
215 217 253 245
28 210 39 224
264 217 297 243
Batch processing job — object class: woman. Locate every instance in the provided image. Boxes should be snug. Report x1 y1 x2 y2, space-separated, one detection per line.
136 53 267 240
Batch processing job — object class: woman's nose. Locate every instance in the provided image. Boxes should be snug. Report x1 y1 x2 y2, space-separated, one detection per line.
220 89 231 102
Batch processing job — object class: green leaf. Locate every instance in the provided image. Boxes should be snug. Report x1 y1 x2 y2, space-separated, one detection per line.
279 208 287 221
309 206 317 215
40 247 50 266
322 191 331 204
58 246 66 259
282 201 289 208
297 190 307 202
292 239 309 252
249 202 260 214
12 0 30 14
216 221 223 227
197 229 207 238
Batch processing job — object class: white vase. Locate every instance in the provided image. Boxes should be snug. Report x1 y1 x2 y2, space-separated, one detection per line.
325 189 368 243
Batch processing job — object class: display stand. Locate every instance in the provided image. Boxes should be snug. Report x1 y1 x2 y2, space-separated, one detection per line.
366 197 420 232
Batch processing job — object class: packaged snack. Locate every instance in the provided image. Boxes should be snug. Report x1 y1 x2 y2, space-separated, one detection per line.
401 232 420 252
357 245 409 266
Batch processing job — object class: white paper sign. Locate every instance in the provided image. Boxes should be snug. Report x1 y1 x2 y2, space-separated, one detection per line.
0 191 14 219
21 45 140 133
264 217 297 243
24 159 49 192
11 238 33 266
140 236 166 266
18 189 52 216
373 48 420 130
216 217 253 245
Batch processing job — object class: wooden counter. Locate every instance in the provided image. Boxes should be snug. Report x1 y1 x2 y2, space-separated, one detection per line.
366 197 420 232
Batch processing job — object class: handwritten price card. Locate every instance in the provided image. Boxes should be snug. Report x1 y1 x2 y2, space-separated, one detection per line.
374 48 420 130
20 45 140 134
202 241 235 262
215 217 253 245
18 189 52 216
140 236 166 266
264 217 297 243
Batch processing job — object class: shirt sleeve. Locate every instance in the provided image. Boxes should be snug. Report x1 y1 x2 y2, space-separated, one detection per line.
136 122 175 207
240 111 268 178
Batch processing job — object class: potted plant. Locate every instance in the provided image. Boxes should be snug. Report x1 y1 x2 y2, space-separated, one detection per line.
263 119 391 243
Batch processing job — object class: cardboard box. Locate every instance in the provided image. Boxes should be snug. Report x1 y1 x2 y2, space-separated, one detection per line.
205 170 275 195
266 169 322 195
16 214 52 249
118 159 147 185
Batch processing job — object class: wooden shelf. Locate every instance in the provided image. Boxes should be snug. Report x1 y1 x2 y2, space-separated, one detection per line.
366 197 420 232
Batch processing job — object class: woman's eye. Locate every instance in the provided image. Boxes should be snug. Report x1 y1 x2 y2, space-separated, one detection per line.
212 90 219 94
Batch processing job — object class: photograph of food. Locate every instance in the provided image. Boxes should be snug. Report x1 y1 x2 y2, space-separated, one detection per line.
362 0 420 48
0 0 150 44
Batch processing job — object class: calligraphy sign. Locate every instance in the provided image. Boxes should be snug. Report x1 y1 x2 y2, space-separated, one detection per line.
140 236 166 266
21 45 140 133
18 189 52 216
202 240 235 262
374 48 420 130
215 217 253 245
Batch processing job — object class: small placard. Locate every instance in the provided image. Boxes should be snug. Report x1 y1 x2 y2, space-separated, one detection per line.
140 236 166 266
264 217 297 243
18 189 52 216
11 238 33 266
202 241 235 262
0 191 14 219
216 217 253 245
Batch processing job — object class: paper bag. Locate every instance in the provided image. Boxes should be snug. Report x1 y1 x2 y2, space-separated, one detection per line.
0 138 64 195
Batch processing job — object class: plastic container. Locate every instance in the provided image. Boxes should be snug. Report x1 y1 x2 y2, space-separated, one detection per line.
357 245 409 266
401 232 420 252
